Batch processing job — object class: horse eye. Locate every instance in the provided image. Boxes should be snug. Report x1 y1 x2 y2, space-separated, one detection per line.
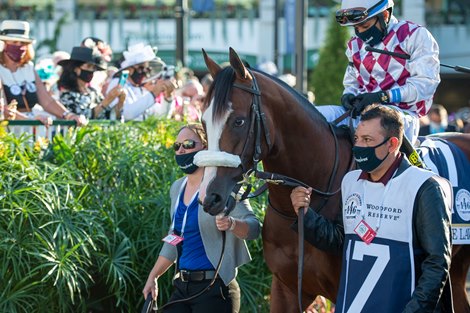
234 119 245 127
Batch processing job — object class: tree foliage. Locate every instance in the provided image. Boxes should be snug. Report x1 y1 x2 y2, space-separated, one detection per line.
310 9 351 105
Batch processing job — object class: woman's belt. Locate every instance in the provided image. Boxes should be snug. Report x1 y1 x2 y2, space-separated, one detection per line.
174 270 217 282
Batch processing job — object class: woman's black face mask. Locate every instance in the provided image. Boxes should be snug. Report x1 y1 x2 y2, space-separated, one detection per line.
130 66 151 85
78 69 94 83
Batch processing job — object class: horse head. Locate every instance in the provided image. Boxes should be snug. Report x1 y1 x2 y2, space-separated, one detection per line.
195 48 274 216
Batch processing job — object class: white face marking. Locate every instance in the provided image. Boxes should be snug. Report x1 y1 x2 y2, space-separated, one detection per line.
199 97 232 203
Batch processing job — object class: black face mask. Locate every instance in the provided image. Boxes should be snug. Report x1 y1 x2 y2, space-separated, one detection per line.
352 137 390 173
175 151 199 174
78 69 94 83
355 18 385 47
130 70 148 85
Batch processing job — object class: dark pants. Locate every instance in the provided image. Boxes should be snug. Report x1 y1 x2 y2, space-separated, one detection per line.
163 277 240 313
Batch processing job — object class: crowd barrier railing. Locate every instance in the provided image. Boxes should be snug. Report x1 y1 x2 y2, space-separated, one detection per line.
2 120 119 143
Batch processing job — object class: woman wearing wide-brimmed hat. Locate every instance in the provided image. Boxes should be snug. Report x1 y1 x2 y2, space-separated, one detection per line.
105 42 177 121
0 20 86 125
58 46 125 119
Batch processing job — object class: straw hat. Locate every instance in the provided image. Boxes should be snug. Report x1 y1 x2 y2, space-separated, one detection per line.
0 20 34 43
58 47 106 71
119 43 157 70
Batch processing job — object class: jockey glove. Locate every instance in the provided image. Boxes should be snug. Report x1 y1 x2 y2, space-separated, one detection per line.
341 93 356 111
352 91 390 118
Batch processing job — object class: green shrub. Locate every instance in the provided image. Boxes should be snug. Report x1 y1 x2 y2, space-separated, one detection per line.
309 8 351 105
0 119 271 312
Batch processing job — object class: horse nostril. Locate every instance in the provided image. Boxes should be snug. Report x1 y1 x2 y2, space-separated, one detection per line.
213 193 222 205
202 193 225 215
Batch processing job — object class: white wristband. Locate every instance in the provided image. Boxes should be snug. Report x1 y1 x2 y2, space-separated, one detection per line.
229 216 236 231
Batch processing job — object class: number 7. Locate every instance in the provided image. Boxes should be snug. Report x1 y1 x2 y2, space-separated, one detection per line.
347 241 390 313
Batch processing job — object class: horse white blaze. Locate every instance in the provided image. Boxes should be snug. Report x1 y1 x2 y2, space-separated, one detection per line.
198 98 233 203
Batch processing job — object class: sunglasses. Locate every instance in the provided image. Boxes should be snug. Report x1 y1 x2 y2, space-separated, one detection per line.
134 66 151 74
173 139 200 151
335 0 383 25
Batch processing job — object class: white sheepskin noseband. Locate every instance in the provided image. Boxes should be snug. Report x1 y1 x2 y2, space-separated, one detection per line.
193 150 241 168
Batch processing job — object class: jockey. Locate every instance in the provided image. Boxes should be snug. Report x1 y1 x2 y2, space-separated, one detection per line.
317 0 440 146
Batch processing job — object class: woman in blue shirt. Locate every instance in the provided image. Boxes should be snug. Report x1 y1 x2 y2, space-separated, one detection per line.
142 123 261 313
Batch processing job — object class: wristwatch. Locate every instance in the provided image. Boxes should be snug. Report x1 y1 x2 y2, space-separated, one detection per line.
229 217 237 231
62 111 72 119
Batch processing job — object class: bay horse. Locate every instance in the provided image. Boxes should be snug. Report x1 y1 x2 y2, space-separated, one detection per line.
196 47 470 313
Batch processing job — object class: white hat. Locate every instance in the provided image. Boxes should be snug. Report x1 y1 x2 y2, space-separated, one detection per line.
120 43 156 69
0 20 34 43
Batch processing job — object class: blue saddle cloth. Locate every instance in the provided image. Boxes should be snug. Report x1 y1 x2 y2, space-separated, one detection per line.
417 136 470 244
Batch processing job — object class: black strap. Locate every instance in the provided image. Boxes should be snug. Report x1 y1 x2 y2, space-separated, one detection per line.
141 294 155 313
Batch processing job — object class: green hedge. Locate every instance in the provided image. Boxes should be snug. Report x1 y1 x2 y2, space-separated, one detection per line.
0 119 271 312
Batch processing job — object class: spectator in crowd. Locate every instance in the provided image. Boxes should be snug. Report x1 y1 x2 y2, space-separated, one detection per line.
0 20 85 125
81 36 113 92
35 56 59 98
106 43 177 121
101 65 118 96
200 73 213 95
175 78 204 122
419 104 458 135
317 0 440 146
291 105 453 313
58 46 125 119
142 123 261 312
256 60 278 76
455 106 470 133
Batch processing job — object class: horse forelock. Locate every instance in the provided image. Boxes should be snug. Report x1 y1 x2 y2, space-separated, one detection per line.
205 67 236 124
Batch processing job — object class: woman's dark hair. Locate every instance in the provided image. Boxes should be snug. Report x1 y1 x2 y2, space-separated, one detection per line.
57 60 85 92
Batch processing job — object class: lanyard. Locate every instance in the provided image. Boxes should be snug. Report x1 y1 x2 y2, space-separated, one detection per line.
360 169 397 232
170 177 199 237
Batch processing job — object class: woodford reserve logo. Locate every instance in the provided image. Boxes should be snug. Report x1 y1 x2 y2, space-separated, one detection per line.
455 189 470 222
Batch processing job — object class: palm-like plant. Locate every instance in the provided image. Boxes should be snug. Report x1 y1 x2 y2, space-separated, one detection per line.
0 119 272 312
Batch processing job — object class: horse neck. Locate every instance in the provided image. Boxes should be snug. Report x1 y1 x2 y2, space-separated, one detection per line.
262 94 334 180
260 93 350 218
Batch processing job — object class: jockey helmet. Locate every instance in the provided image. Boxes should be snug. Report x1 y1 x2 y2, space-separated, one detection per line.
336 0 394 26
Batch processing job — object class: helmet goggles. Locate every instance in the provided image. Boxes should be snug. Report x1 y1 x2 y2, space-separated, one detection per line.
336 0 384 25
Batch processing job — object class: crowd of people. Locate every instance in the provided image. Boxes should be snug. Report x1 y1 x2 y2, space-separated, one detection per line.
0 20 209 126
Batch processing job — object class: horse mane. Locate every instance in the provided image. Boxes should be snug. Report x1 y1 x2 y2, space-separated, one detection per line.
203 65 328 124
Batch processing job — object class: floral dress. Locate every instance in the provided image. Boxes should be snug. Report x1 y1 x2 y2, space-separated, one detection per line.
60 88 108 119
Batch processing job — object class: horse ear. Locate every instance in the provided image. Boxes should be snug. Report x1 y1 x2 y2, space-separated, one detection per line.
202 48 221 78
229 47 250 81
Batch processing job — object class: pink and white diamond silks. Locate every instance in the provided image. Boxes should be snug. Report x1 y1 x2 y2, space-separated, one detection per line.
344 17 440 118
